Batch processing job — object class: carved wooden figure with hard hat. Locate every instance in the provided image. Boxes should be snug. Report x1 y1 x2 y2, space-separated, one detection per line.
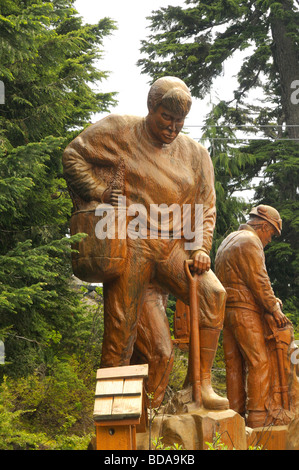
215 205 299 428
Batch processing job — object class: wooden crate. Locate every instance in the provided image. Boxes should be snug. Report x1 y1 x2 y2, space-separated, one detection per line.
93 364 148 450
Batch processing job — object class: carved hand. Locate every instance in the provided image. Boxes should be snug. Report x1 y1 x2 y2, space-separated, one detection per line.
102 188 123 207
191 249 211 275
272 304 292 329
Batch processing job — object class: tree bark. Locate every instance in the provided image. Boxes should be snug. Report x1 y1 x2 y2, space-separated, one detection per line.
270 1 299 140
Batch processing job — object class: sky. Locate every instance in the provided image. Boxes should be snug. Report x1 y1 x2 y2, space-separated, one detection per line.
73 0 242 138
72 1 255 201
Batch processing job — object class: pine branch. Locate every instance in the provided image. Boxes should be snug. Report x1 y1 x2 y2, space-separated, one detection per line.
6 333 41 346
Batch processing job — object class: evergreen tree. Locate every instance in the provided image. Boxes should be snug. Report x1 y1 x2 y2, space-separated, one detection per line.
138 0 299 327
0 0 116 377
138 0 299 138
244 140 299 324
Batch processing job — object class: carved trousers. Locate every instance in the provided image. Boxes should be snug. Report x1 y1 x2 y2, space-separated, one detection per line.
223 307 270 414
100 237 226 407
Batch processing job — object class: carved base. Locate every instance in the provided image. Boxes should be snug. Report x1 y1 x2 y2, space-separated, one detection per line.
137 408 247 450
136 409 298 450
247 425 288 450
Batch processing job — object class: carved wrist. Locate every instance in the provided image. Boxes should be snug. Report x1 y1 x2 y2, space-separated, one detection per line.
272 302 281 315
191 248 209 258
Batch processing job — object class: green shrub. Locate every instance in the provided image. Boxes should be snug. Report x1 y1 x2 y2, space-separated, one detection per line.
0 358 96 449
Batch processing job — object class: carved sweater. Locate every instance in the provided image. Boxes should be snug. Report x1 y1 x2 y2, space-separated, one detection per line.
62 114 216 254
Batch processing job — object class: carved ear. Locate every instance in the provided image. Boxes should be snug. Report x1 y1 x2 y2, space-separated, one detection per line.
262 222 268 231
260 221 269 232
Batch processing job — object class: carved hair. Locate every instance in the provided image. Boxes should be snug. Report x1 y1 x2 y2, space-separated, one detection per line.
248 215 271 230
147 76 192 116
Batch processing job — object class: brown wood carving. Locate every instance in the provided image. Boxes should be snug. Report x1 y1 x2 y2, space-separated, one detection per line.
215 206 299 428
63 76 228 410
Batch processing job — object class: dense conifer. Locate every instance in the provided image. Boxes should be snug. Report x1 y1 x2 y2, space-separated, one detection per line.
0 0 115 375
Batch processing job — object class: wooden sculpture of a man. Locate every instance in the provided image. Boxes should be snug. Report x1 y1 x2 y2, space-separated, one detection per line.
215 205 299 428
63 76 228 410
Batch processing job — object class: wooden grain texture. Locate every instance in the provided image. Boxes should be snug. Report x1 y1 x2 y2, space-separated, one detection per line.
96 364 148 380
96 424 135 450
93 367 147 421
112 393 142 418
253 425 288 450
95 378 124 396
94 397 113 417
123 378 143 394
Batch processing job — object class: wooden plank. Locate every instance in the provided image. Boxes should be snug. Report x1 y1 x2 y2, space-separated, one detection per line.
110 379 143 419
96 364 148 380
95 393 141 398
93 390 142 419
112 395 142 419
95 424 136 450
95 378 143 397
93 396 113 418
123 378 143 394
95 378 124 396
93 367 146 422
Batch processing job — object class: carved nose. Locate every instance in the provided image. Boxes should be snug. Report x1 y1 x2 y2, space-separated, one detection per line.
168 121 176 131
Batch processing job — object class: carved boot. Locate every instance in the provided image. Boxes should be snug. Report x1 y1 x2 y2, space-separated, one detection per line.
247 410 273 429
200 328 229 410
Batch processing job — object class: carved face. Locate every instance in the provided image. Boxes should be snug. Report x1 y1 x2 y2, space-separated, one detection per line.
259 223 276 248
146 105 186 145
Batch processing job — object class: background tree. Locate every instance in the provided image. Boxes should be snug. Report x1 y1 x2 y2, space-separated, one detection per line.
138 0 299 328
138 0 299 137
0 0 115 445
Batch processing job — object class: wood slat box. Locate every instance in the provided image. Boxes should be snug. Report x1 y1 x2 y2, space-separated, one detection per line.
93 364 148 450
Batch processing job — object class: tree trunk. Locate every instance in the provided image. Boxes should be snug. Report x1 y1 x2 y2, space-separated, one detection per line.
270 1 299 141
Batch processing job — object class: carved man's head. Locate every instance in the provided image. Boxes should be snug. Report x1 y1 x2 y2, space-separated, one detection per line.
146 77 192 146
249 205 282 236
147 76 192 116
248 205 282 247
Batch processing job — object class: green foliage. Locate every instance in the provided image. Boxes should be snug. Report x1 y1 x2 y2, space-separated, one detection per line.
0 375 93 450
166 294 176 335
205 432 230 451
0 288 104 448
0 0 114 448
139 1 299 124
205 432 264 450
152 436 183 450
5 360 93 434
0 0 117 142
167 348 188 393
0 0 115 377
